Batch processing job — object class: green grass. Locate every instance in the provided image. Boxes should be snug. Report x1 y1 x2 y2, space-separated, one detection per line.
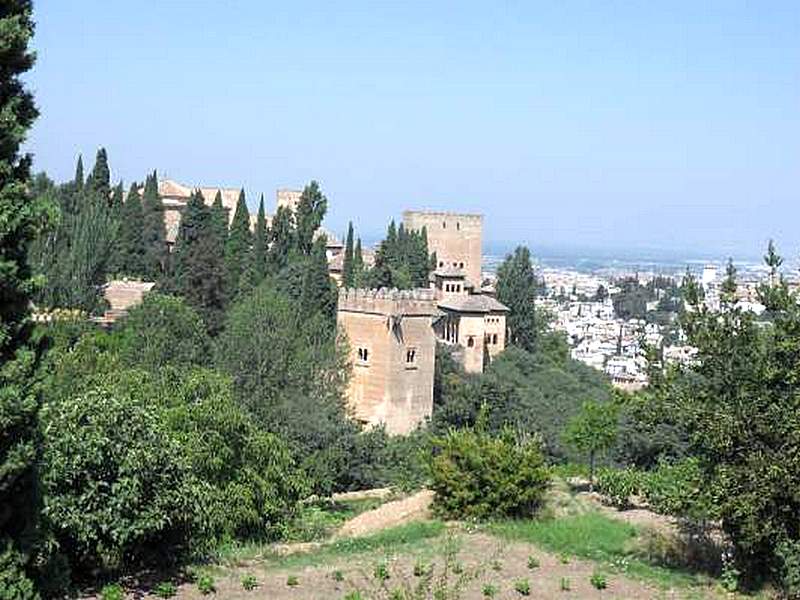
489 512 710 590
262 521 447 570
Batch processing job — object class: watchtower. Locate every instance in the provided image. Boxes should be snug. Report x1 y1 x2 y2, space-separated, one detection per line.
337 288 437 435
402 211 483 288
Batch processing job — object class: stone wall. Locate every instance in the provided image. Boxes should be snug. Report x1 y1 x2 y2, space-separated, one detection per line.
402 211 483 288
337 288 437 435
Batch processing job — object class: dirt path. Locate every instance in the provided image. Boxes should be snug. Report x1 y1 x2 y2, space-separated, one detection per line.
336 489 434 538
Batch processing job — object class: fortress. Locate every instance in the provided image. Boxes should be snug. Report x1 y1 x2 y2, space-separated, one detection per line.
338 211 509 434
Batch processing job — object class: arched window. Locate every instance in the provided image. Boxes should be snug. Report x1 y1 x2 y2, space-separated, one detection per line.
467 337 475 348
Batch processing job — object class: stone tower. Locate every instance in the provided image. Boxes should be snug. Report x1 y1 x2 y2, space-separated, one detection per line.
337 288 437 435
276 189 302 213
403 211 483 288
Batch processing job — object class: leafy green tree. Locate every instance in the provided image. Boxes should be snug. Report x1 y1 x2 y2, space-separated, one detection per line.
0 4 43 589
342 221 355 287
117 293 211 372
118 184 145 276
215 283 353 494
224 189 252 297
171 190 227 334
562 400 619 491
294 181 327 255
40 386 197 574
496 246 541 352
141 171 168 280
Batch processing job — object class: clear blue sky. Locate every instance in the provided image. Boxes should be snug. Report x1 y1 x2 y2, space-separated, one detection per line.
26 1 800 258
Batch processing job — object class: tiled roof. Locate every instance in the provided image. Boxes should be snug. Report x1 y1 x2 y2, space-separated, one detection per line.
438 294 510 314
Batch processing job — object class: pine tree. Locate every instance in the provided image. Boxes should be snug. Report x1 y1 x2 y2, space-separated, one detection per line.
225 189 252 298
295 180 327 255
118 184 145 276
268 205 294 274
88 147 110 201
342 221 355 287
353 238 364 287
252 194 268 284
0 2 46 589
173 190 226 333
141 171 168 280
74 154 84 190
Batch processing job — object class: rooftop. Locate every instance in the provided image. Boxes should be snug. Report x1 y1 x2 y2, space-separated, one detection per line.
438 294 509 314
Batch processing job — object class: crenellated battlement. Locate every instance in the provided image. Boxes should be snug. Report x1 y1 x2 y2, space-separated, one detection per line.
337 287 437 316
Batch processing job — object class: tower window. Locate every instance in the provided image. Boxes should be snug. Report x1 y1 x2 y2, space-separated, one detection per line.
406 347 417 368
492 334 498 345
457 222 461 230
442 221 447 229
357 347 370 363
467 337 475 348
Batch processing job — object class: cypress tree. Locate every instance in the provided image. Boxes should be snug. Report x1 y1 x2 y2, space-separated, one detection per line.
141 171 168 280
342 221 355 287
118 185 145 276
252 194 268 284
74 154 84 190
88 147 110 201
210 190 228 246
106 182 125 276
301 236 336 321
721 258 738 306
268 205 294 274
295 180 327 256
173 190 226 333
496 246 540 352
353 238 364 287
0 3 46 589
225 189 252 297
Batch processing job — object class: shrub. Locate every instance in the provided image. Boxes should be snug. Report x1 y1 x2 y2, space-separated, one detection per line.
640 458 710 520
40 388 197 574
287 575 299 586
514 578 531 595
241 574 258 590
100 583 124 600
527 555 540 569
429 421 550 520
413 559 431 577
589 571 607 590
596 467 643 509
374 561 390 581
482 583 498 597
560 577 571 591
332 569 344 582
154 581 178 598
197 574 215 594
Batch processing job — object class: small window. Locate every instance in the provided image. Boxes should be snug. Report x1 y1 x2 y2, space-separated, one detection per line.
459 262 464 268
442 221 447 229
439 261 444 267
406 348 417 367
467 337 475 348
492 334 498 345
357 347 369 363
457 222 461 230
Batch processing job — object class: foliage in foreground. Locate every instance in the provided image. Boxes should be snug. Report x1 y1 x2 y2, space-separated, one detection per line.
429 416 550 520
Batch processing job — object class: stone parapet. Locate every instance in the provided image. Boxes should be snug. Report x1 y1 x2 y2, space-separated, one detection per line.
337 287 437 317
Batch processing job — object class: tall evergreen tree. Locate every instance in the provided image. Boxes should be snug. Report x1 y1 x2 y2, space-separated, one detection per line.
118 185 145 277
209 190 228 246
300 236 337 321
88 147 110 201
225 189 252 298
141 171 168 280
74 153 84 190
172 190 226 333
106 182 125 276
342 221 355 287
720 258 738 306
496 246 540 352
267 205 294 274
252 194 268 284
0 2 47 590
295 180 327 255
353 238 364 287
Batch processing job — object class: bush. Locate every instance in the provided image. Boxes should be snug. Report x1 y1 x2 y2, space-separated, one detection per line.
595 467 643 509
197 574 215 594
589 571 607 590
641 458 711 521
40 387 197 574
100 583 124 600
514 578 531 595
154 581 178 598
241 574 258 590
429 420 550 520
